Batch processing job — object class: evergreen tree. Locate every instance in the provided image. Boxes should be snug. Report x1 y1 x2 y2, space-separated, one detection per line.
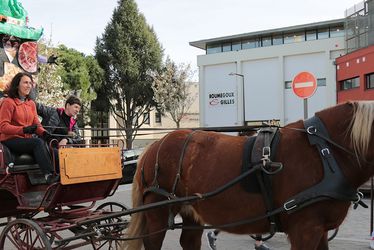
95 0 163 149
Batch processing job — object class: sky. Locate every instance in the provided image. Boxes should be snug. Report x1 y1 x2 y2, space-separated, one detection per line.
22 0 362 78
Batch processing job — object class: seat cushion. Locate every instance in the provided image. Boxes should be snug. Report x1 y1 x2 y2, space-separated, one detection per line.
14 154 36 165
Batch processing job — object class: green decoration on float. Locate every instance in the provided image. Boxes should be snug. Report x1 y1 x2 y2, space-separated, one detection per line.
0 0 43 41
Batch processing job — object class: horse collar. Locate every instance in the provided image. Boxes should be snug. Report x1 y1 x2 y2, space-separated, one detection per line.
283 116 363 212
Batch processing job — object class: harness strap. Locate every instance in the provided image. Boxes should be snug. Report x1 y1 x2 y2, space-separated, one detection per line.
251 127 282 233
143 131 197 229
143 186 176 200
147 133 173 188
282 116 359 212
171 131 197 195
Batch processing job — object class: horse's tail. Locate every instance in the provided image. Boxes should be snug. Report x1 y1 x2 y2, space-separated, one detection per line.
123 145 151 250
124 180 145 250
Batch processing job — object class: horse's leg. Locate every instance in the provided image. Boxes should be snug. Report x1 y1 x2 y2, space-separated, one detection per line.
179 213 203 250
288 225 325 250
142 195 170 250
316 232 329 250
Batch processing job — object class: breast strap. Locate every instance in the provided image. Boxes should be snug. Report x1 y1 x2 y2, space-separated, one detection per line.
283 116 360 212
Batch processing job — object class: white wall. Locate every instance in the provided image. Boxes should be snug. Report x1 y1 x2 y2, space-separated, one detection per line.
284 52 328 123
201 63 238 126
242 57 281 121
198 37 345 126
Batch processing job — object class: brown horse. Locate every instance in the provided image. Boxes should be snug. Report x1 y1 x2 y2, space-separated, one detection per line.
124 101 374 250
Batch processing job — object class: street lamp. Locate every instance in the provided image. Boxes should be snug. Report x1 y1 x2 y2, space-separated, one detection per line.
229 72 245 125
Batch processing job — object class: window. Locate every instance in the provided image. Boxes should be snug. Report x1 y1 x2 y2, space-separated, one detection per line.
232 41 241 51
359 33 368 48
366 73 374 89
242 38 260 49
306 30 317 41
143 112 150 124
284 81 292 89
155 112 162 123
317 78 326 86
283 33 293 44
272 35 283 45
261 36 272 47
293 32 305 42
284 32 304 44
203 24 346 54
340 77 360 90
330 26 344 37
222 42 231 52
317 28 329 39
206 44 221 54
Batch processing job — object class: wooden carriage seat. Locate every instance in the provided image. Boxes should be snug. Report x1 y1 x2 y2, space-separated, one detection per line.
59 147 122 185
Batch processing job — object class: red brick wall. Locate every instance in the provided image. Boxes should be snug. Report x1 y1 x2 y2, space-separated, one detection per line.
336 45 374 103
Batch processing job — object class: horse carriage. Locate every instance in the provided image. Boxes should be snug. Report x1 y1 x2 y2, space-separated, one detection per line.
0 101 372 250
0 141 129 249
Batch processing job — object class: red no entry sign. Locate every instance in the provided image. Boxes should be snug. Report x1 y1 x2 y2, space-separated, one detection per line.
292 72 317 99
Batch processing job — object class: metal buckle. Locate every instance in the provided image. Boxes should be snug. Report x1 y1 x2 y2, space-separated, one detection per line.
262 147 271 167
307 126 317 135
262 146 271 157
321 148 330 156
283 199 297 211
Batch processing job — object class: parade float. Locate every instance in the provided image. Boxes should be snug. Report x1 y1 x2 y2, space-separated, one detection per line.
0 0 43 94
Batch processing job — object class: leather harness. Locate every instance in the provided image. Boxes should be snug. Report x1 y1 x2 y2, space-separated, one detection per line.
282 116 361 211
141 116 366 233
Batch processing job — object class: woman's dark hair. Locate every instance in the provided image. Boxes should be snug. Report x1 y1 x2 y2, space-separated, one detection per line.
6 72 33 98
65 95 81 107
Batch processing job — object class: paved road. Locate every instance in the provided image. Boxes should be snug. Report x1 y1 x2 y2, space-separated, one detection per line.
1 184 373 249
109 185 374 250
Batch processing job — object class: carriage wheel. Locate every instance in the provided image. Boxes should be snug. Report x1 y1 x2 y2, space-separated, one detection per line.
0 218 52 250
94 201 131 249
328 228 339 241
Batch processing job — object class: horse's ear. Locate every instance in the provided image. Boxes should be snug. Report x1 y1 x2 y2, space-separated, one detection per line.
347 101 355 107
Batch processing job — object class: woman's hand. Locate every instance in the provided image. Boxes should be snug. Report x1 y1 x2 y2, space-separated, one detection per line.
23 124 37 134
59 139 68 146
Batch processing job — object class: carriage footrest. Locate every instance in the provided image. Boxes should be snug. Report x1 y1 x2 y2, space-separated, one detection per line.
8 164 39 173
27 169 48 185
20 191 47 207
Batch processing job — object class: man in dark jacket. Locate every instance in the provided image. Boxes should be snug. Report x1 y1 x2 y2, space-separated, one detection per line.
36 95 83 146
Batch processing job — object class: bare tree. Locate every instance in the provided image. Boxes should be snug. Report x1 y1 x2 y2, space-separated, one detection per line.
152 57 196 128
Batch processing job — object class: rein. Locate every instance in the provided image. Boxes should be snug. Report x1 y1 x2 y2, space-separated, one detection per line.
131 116 368 239
281 126 362 166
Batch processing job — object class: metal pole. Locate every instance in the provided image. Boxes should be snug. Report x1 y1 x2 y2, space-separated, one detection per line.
371 176 373 235
303 98 308 119
241 76 245 125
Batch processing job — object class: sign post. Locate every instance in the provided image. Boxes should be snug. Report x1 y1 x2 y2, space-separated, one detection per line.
292 72 317 119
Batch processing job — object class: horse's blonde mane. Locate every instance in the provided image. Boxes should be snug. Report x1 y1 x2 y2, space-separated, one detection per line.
350 101 374 157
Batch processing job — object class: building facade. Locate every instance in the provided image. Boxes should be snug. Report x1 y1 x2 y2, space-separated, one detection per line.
336 45 374 102
190 19 346 127
337 0 374 103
